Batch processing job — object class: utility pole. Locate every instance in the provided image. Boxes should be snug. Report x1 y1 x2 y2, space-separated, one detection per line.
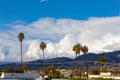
85 61 89 80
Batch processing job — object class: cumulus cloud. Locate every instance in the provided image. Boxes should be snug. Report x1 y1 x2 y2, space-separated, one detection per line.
0 16 120 61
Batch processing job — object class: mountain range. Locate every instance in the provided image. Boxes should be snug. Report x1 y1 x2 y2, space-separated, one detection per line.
0 50 120 69
31 50 120 63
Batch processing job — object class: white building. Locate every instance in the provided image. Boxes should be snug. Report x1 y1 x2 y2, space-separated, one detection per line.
89 72 120 80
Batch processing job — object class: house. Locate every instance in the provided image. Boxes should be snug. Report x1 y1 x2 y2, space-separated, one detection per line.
58 69 72 77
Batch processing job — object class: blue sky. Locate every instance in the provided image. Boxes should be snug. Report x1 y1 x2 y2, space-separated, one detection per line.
0 0 120 61
0 0 119 23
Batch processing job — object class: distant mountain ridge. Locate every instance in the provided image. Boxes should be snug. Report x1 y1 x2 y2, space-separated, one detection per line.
31 50 120 63
78 50 120 63
30 57 73 63
0 50 120 69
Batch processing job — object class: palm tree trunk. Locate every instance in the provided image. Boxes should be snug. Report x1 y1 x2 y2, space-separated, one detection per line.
21 41 23 72
43 50 45 61
21 41 23 64
86 62 89 80
78 56 81 79
76 54 81 78
42 50 45 80
101 64 103 71
76 54 78 70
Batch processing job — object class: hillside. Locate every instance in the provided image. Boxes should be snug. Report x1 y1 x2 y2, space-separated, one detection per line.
78 50 120 63
0 50 120 69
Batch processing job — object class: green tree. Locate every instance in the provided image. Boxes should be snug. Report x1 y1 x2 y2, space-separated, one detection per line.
81 45 89 80
40 42 47 61
73 44 82 58
23 64 27 72
5 67 23 73
98 56 107 71
18 33 24 64
40 41 47 80
44 66 64 79
73 44 89 79
81 45 88 54
72 44 82 78
73 44 88 57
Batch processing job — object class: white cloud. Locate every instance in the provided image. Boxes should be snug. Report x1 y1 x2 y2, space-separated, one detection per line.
0 16 120 61
25 40 41 61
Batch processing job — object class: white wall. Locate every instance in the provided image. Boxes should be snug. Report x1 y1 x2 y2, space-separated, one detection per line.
89 72 120 80
0 73 39 79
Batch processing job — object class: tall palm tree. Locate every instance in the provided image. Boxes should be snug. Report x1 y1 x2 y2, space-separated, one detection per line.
40 42 47 80
73 44 89 78
98 56 107 71
81 45 89 80
40 42 47 61
18 33 24 64
72 44 82 77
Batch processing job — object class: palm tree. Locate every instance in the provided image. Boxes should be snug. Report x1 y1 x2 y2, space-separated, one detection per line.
73 44 82 58
72 44 82 77
40 42 47 61
73 44 89 79
73 44 88 59
40 42 47 80
81 45 89 80
18 33 24 64
81 45 88 54
98 56 107 71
